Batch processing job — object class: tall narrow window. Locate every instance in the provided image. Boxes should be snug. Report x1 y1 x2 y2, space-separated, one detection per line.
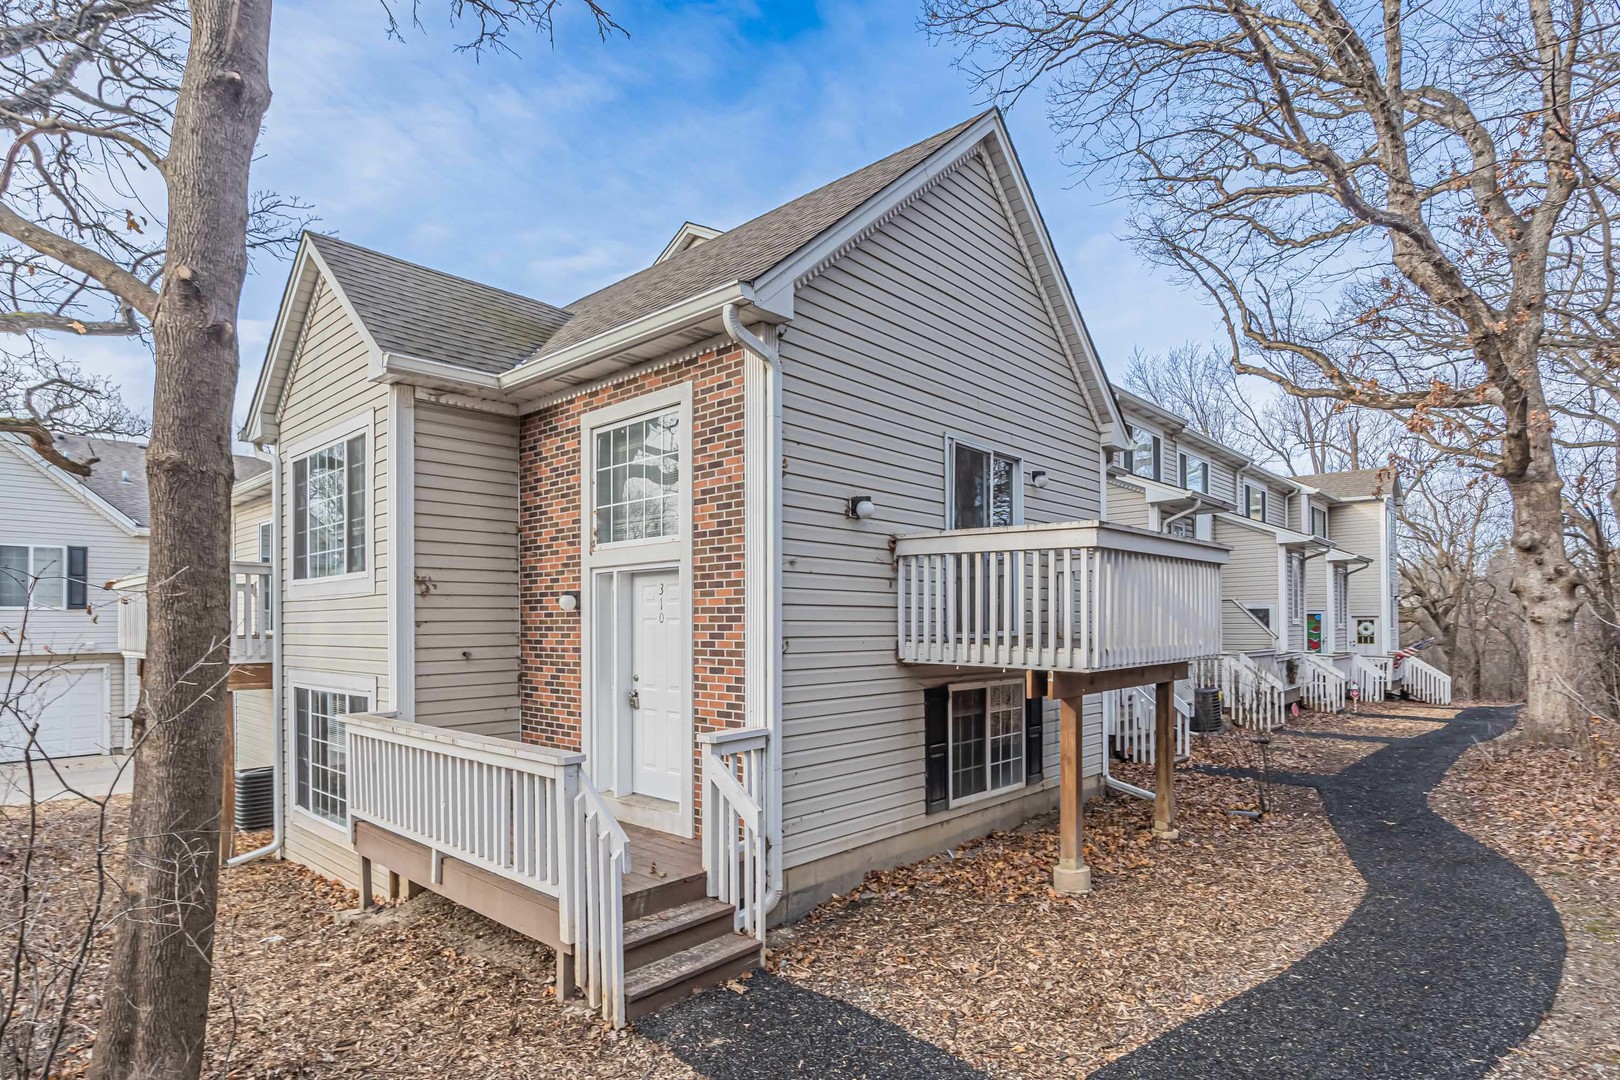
293 433 367 579
1334 568 1349 630
948 440 1022 529
948 681 1025 804
593 409 680 546
1127 427 1160 481
1245 482 1267 522
1311 505 1329 539
295 687 369 824
1179 453 1208 493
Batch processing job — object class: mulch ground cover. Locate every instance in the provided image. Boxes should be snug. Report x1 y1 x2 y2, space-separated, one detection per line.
1431 715 1620 1079
1 716 1372 1078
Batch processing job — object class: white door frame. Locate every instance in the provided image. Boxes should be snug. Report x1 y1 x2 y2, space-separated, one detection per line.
578 384 695 837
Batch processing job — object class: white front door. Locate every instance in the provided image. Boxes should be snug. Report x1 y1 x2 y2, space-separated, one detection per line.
629 569 684 803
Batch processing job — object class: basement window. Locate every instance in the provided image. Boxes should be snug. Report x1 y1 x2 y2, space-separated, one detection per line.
949 680 1026 806
294 686 369 825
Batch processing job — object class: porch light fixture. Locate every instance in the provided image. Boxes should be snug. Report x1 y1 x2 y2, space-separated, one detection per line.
1030 469 1050 489
557 591 579 612
845 495 876 521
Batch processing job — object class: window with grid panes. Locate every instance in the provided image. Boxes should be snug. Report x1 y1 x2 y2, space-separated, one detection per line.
294 687 368 824
293 434 366 579
593 410 680 545
949 681 1025 804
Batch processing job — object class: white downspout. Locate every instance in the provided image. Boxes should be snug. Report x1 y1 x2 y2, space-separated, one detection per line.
229 445 284 866
721 301 784 915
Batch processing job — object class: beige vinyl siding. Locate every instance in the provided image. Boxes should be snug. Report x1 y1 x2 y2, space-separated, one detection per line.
229 488 275 769
1215 516 1280 654
0 441 148 657
413 400 520 736
1330 500 1391 649
779 151 1105 872
1204 456 1240 504
1106 478 1152 530
273 276 389 883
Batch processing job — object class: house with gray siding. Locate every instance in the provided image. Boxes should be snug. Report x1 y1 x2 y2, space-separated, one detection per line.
189 111 1228 1026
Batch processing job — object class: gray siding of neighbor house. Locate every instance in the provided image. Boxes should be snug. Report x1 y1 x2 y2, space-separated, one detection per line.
779 151 1105 874
232 487 275 770
413 399 521 736
1215 515 1280 655
1106 478 1152 530
1331 499 1394 650
274 275 391 886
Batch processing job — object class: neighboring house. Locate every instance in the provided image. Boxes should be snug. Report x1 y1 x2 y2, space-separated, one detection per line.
1105 389 1417 722
0 432 271 766
0 435 149 762
226 110 1227 1024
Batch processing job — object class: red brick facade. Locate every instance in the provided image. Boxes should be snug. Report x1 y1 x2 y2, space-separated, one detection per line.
518 346 749 820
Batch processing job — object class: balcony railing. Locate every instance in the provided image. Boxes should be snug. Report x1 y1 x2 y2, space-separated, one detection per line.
113 561 273 665
895 521 1226 673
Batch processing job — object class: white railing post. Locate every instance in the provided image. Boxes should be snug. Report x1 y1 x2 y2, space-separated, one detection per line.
699 727 770 943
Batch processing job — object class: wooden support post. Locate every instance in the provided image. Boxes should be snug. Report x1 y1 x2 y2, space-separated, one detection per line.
388 870 402 903
404 879 426 901
1053 695 1092 894
1153 680 1179 840
358 856 375 912
557 949 578 1001
221 690 236 863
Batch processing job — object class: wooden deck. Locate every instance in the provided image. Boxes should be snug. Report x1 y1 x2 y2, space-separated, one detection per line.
621 823 705 920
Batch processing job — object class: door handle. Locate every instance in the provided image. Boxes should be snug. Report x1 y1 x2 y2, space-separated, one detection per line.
628 690 641 709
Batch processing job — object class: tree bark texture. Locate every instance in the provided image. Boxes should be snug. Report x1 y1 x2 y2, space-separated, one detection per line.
90 2 273 1077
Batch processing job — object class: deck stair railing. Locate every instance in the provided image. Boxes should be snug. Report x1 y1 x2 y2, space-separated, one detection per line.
343 714 631 1027
1214 654 1286 731
1102 685 1190 766
699 727 771 943
1403 657 1453 705
1350 654 1389 703
1299 654 1348 713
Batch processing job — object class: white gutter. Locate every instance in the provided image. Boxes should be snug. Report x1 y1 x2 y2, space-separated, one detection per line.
720 301 784 917
229 445 284 867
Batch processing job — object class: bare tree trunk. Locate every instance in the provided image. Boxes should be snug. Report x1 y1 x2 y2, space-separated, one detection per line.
1509 466 1587 743
90 3 272 1077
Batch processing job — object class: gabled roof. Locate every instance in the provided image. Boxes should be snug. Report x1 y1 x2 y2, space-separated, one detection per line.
308 234 570 375
655 222 722 265
528 114 987 361
22 436 272 529
1296 469 1401 501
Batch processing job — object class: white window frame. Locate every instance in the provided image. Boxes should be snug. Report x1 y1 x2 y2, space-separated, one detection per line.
1310 504 1330 539
1289 552 1307 627
587 403 685 553
945 677 1028 809
0 543 68 610
286 669 376 835
1242 602 1277 634
944 432 1026 530
1334 568 1350 630
1244 481 1268 522
257 520 273 563
285 412 375 599
1126 425 1161 482
1179 452 1209 494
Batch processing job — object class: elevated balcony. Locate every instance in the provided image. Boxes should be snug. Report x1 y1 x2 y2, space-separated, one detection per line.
895 521 1226 688
114 561 274 667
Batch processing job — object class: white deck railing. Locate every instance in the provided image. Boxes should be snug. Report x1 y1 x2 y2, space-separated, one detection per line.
1204 653 1286 731
699 727 770 943
343 714 631 1027
1403 657 1453 705
1102 684 1190 766
894 522 1226 673
1300 654 1348 713
1350 654 1389 703
113 562 273 664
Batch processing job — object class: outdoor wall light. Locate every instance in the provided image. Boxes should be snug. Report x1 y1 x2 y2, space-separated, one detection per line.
1030 470 1050 489
845 495 876 520
557 591 580 612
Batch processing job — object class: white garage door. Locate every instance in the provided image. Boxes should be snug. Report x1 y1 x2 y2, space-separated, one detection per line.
1 666 109 763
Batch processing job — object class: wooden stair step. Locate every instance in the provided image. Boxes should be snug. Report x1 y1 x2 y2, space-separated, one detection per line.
624 932 762 1019
623 898 737 970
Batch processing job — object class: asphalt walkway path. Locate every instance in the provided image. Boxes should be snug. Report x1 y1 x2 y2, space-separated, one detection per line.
1095 704 1564 1079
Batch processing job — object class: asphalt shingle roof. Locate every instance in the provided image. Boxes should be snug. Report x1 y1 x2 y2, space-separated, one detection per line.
307 234 571 375
1297 470 1398 499
43 436 269 527
529 112 989 360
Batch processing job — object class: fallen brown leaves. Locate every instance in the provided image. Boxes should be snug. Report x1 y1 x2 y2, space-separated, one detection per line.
767 739 1362 1078
1432 713 1620 1078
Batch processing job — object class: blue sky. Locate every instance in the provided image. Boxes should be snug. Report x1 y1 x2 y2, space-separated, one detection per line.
74 0 1221 433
